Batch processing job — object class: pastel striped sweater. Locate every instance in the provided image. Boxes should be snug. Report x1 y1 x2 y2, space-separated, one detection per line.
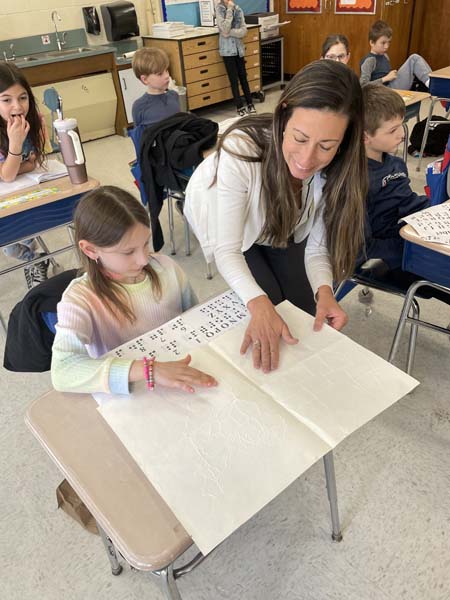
51 255 197 395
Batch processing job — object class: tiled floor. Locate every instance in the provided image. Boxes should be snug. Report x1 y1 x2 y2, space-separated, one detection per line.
2 91 450 600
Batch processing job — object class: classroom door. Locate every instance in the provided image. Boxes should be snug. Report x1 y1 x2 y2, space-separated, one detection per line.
274 0 416 76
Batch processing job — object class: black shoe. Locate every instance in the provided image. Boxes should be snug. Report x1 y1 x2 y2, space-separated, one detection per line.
23 254 49 289
247 103 257 114
237 106 247 117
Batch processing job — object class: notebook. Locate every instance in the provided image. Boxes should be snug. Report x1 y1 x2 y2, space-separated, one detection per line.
0 159 68 196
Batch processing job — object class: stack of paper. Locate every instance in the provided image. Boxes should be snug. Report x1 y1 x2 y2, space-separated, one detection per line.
152 21 190 38
402 203 450 245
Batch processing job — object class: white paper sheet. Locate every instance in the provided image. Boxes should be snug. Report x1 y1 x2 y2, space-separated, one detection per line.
97 298 419 555
402 203 450 245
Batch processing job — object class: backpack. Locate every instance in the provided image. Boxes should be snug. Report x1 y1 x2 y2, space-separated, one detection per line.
409 116 450 156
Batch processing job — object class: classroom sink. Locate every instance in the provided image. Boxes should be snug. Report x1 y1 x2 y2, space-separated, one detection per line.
17 47 95 64
43 47 94 58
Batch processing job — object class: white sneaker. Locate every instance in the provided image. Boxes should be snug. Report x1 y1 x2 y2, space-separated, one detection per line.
237 107 247 117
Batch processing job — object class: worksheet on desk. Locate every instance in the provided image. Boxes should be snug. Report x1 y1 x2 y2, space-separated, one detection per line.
97 294 418 556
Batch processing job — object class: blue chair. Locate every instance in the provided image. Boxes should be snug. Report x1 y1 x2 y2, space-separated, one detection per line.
128 127 192 256
388 147 450 373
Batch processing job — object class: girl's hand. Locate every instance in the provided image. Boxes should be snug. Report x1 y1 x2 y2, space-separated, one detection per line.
153 355 217 393
7 115 30 153
17 152 37 175
313 286 348 332
241 295 298 373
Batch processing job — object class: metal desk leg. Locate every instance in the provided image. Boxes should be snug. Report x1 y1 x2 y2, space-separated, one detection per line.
153 565 183 600
323 451 343 542
36 235 59 270
417 97 438 172
167 196 176 255
97 523 123 576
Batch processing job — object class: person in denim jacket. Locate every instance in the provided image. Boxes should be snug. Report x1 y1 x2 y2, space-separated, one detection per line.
216 0 256 116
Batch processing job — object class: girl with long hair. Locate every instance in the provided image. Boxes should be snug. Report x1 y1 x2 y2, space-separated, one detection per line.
51 185 216 395
0 62 50 287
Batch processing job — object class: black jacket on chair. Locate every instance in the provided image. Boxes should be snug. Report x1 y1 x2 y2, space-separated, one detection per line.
139 112 218 251
4 269 79 373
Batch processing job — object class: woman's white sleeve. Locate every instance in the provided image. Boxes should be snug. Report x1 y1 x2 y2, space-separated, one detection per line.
51 300 133 395
213 146 266 305
304 207 334 295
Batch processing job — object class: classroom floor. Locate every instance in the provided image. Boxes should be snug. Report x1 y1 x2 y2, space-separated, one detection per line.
1 91 450 600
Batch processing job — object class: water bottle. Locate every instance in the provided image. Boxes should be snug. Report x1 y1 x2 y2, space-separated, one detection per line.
53 118 88 184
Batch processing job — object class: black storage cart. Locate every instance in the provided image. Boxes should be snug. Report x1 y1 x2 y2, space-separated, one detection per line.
260 35 284 91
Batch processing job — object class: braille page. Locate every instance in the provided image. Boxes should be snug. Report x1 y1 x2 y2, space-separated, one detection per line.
402 203 450 244
211 301 419 448
98 345 330 556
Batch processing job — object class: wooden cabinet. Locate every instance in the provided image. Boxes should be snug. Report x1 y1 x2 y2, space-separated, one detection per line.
143 26 262 111
19 51 128 137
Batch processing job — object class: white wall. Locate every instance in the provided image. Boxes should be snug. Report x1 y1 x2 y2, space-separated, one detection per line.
0 0 160 44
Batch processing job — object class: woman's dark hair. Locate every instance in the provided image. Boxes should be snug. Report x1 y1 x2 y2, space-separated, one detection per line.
216 60 367 282
321 34 350 58
0 62 45 165
74 185 161 323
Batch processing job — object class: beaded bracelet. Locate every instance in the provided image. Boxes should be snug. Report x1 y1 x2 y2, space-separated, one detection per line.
143 356 155 391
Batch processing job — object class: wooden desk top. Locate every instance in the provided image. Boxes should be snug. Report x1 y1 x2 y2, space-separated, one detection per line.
0 176 99 219
430 66 450 80
394 89 430 106
25 390 192 571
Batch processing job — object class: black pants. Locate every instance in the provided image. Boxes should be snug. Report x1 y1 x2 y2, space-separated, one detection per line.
244 238 316 315
222 55 252 109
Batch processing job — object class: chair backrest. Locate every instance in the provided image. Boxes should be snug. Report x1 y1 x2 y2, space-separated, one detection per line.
426 134 450 206
3 269 79 372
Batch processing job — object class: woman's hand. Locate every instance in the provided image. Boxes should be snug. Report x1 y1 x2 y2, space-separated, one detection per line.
7 115 30 154
241 295 298 373
313 285 348 332
130 355 218 393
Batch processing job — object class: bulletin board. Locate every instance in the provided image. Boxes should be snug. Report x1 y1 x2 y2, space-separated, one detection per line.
286 0 322 14
335 0 376 14
162 0 270 26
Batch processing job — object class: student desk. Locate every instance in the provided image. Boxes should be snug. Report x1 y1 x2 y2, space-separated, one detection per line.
25 388 341 600
0 177 98 331
394 90 430 163
25 390 194 600
388 213 450 373
416 66 450 172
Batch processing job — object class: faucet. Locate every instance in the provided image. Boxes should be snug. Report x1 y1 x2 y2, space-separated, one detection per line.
51 11 67 51
2 43 16 62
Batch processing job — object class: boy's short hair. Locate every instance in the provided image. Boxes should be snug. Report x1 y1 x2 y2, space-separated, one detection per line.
369 20 393 43
362 85 405 134
132 47 170 79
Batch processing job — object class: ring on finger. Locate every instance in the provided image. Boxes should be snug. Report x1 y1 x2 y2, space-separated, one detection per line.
253 340 261 348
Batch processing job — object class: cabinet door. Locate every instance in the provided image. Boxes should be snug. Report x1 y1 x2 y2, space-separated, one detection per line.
119 68 147 123
33 73 117 142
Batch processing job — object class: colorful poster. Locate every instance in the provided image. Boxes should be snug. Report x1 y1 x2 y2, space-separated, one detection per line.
286 0 322 14
335 0 376 14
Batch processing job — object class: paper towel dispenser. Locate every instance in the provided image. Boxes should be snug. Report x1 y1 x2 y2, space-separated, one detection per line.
100 1 140 41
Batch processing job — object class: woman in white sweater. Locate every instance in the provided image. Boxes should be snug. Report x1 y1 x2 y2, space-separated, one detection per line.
185 60 367 374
